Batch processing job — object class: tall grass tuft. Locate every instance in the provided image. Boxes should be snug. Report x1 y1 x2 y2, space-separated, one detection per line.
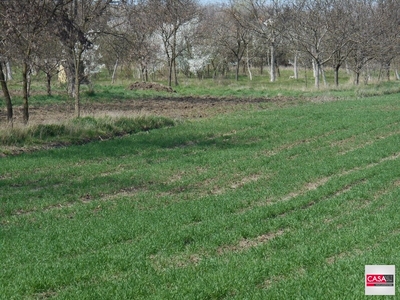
355 82 400 98
0 115 175 153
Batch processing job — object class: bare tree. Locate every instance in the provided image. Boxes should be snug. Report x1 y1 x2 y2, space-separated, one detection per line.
123 1 161 82
372 0 400 81
192 4 223 78
325 0 356 86
150 0 199 87
35 34 65 97
96 2 141 83
0 61 13 125
238 0 286 82
345 0 376 85
287 0 336 88
0 9 13 125
211 3 252 81
0 0 60 124
53 0 113 117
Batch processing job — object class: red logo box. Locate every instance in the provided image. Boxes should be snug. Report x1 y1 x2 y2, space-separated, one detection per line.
366 274 394 287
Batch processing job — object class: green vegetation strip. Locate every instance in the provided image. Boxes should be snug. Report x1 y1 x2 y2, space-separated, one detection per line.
1 94 400 299
0 115 175 155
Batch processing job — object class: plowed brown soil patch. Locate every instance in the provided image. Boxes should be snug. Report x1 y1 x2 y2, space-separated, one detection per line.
127 82 176 93
1 96 291 126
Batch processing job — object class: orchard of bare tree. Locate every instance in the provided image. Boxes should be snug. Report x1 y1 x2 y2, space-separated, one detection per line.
1 0 400 125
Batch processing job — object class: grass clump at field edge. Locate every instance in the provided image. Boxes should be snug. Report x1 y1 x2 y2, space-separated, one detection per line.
0 115 175 153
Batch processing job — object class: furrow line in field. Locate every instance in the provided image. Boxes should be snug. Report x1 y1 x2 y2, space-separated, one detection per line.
10 186 144 217
210 173 263 196
324 229 399 266
263 130 337 158
273 180 362 220
322 199 372 226
0 173 13 180
307 176 400 229
237 152 400 214
283 151 400 204
260 266 307 290
372 178 400 201
338 129 400 155
149 228 288 270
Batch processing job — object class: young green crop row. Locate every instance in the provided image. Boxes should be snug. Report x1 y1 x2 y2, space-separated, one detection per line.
1 94 400 299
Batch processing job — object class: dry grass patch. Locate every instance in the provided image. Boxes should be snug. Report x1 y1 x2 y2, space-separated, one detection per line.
10 185 142 217
217 229 287 255
330 135 356 147
333 179 368 198
263 131 337 158
229 174 261 189
33 290 58 300
261 275 286 289
263 139 309 157
260 267 306 290
235 175 331 214
325 248 365 265
149 253 206 271
279 176 331 203
99 165 128 178
100 186 143 201
150 229 288 271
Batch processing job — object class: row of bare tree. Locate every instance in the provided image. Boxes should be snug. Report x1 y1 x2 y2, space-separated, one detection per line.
0 0 115 124
1 0 400 125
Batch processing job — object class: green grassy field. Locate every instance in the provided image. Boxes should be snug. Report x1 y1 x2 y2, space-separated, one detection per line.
2 83 400 298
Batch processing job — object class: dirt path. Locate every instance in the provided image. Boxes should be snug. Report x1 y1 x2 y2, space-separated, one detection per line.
1 96 292 126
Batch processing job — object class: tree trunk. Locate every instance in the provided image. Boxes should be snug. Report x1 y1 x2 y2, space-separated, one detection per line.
321 66 326 86
312 59 317 78
276 61 280 77
378 64 382 81
247 44 252 81
0 62 13 125
270 44 276 82
46 73 52 96
293 52 298 79
314 60 320 89
22 61 30 124
74 51 82 118
168 58 173 87
304 63 308 88
334 63 340 86
386 62 390 81
111 59 118 84
6 61 12 81
354 71 360 85
345 61 350 74
173 30 178 86
173 57 178 86
235 58 240 81
65 58 76 97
